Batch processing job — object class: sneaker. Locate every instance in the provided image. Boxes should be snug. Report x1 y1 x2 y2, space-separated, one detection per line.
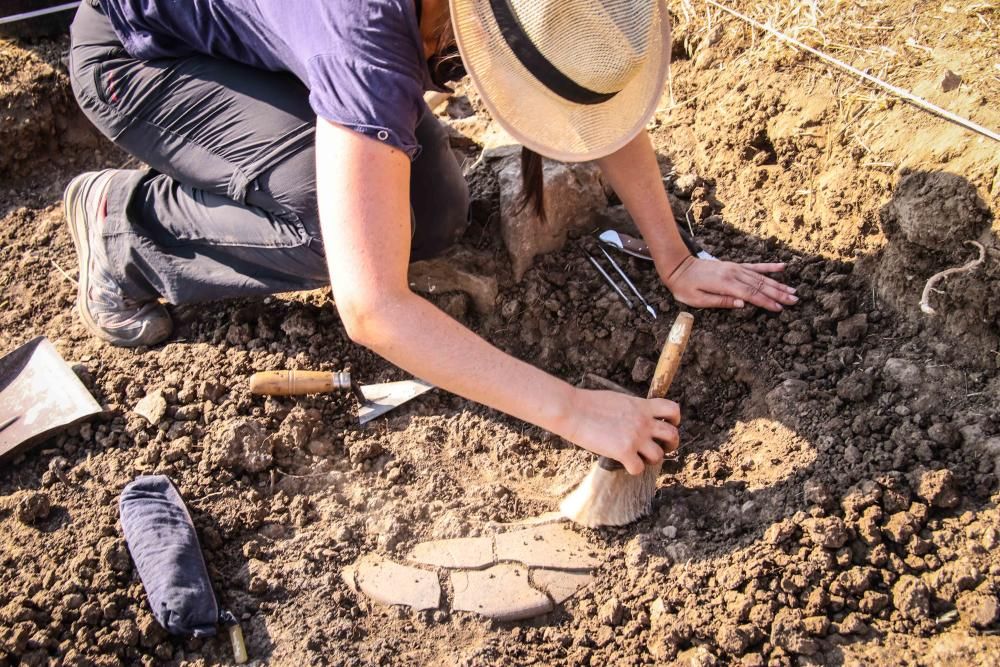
63 171 173 347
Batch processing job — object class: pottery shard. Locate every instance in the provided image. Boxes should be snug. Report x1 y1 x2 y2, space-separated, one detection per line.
498 158 605 281
494 524 601 570
531 568 593 604
451 563 552 621
134 390 167 424
354 557 440 611
409 537 495 569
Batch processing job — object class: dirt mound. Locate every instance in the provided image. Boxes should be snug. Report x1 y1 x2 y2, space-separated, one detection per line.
868 170 999 368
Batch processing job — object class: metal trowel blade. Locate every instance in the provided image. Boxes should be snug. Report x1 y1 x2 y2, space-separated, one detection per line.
0 336 102 462
358 379 434 425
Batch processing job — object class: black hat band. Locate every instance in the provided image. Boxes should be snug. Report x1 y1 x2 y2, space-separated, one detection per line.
488 0 620 105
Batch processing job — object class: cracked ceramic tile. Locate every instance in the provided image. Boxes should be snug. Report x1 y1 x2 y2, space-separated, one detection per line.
355 556 440 611
494 523 601 569
409 536 495 569
531 568 594 604
451 563 553 621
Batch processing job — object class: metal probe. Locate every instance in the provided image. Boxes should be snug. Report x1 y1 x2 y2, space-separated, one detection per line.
585 253 634 310
598 247 658 320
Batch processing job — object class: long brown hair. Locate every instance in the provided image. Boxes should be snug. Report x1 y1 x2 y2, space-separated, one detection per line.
432 12 546 219
519 148 545 220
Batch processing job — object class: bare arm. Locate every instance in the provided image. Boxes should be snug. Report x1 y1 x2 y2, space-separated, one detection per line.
597 132 690 282
597 132 798 312
316 119 678 474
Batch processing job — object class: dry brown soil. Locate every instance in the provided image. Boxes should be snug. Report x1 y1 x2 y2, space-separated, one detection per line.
2 2 1000 666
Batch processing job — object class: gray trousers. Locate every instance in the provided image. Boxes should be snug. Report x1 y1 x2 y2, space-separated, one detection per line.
67 1 470 305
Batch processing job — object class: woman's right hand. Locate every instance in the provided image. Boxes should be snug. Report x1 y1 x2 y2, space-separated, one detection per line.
556 388 681 476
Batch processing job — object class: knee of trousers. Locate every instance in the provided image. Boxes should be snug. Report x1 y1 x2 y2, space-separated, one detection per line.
290 241 330 284
411 180 470 261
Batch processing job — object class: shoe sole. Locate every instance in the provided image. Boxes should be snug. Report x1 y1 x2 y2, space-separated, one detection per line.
65 173 175 347
64 173 111 343
64 173 168 347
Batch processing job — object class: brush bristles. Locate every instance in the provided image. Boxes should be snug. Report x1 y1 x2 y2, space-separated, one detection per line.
560 462 662 528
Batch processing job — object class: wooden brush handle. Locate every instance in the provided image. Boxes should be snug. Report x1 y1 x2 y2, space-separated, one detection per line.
647 312 695 400
597 312 695 471
249 370 351 396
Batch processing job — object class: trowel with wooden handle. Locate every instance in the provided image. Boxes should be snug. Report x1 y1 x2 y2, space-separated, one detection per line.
248 370 433 425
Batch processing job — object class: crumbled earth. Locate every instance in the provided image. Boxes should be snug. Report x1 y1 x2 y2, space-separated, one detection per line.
2 2 1000 666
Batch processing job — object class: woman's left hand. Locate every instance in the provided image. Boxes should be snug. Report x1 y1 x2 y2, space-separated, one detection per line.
663 256 798 312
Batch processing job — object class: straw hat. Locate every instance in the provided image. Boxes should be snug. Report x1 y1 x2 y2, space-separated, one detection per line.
450 0 672 162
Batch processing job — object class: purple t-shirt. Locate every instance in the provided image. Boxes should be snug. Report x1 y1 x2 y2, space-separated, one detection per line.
100 0 435 159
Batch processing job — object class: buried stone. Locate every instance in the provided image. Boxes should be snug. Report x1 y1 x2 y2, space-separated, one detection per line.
497 158 605 281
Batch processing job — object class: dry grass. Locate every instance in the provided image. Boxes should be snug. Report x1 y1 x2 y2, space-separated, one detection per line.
665 0 999 156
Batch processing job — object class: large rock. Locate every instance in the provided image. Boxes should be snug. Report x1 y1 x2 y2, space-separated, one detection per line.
15 491 50 525
133 390 168 425
497 158 605 280
765 379 809 426
957 592 999 628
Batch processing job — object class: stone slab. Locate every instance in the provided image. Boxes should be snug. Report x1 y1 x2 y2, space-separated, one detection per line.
409 536 495 569
494 524 601 569
451 563 553 621
531 568 593 604
355 557 440 611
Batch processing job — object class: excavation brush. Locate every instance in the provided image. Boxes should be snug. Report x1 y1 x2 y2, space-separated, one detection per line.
560 312 694 528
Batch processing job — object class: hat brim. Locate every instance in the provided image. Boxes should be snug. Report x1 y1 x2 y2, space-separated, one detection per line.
449 0 672 162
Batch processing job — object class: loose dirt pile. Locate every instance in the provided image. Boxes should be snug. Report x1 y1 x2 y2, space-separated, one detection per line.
1 2 999 665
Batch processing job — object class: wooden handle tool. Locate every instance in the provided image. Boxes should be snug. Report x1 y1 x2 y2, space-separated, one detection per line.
597 311 694 471
249 370 353 396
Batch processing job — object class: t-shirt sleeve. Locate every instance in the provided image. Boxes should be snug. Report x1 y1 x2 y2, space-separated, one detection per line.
306 45 426 160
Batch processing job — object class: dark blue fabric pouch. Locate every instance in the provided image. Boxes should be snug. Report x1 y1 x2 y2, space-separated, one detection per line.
119 475 231 637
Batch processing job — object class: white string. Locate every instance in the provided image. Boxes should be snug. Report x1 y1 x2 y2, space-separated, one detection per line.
704 0 1000 144
0 2 81 26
